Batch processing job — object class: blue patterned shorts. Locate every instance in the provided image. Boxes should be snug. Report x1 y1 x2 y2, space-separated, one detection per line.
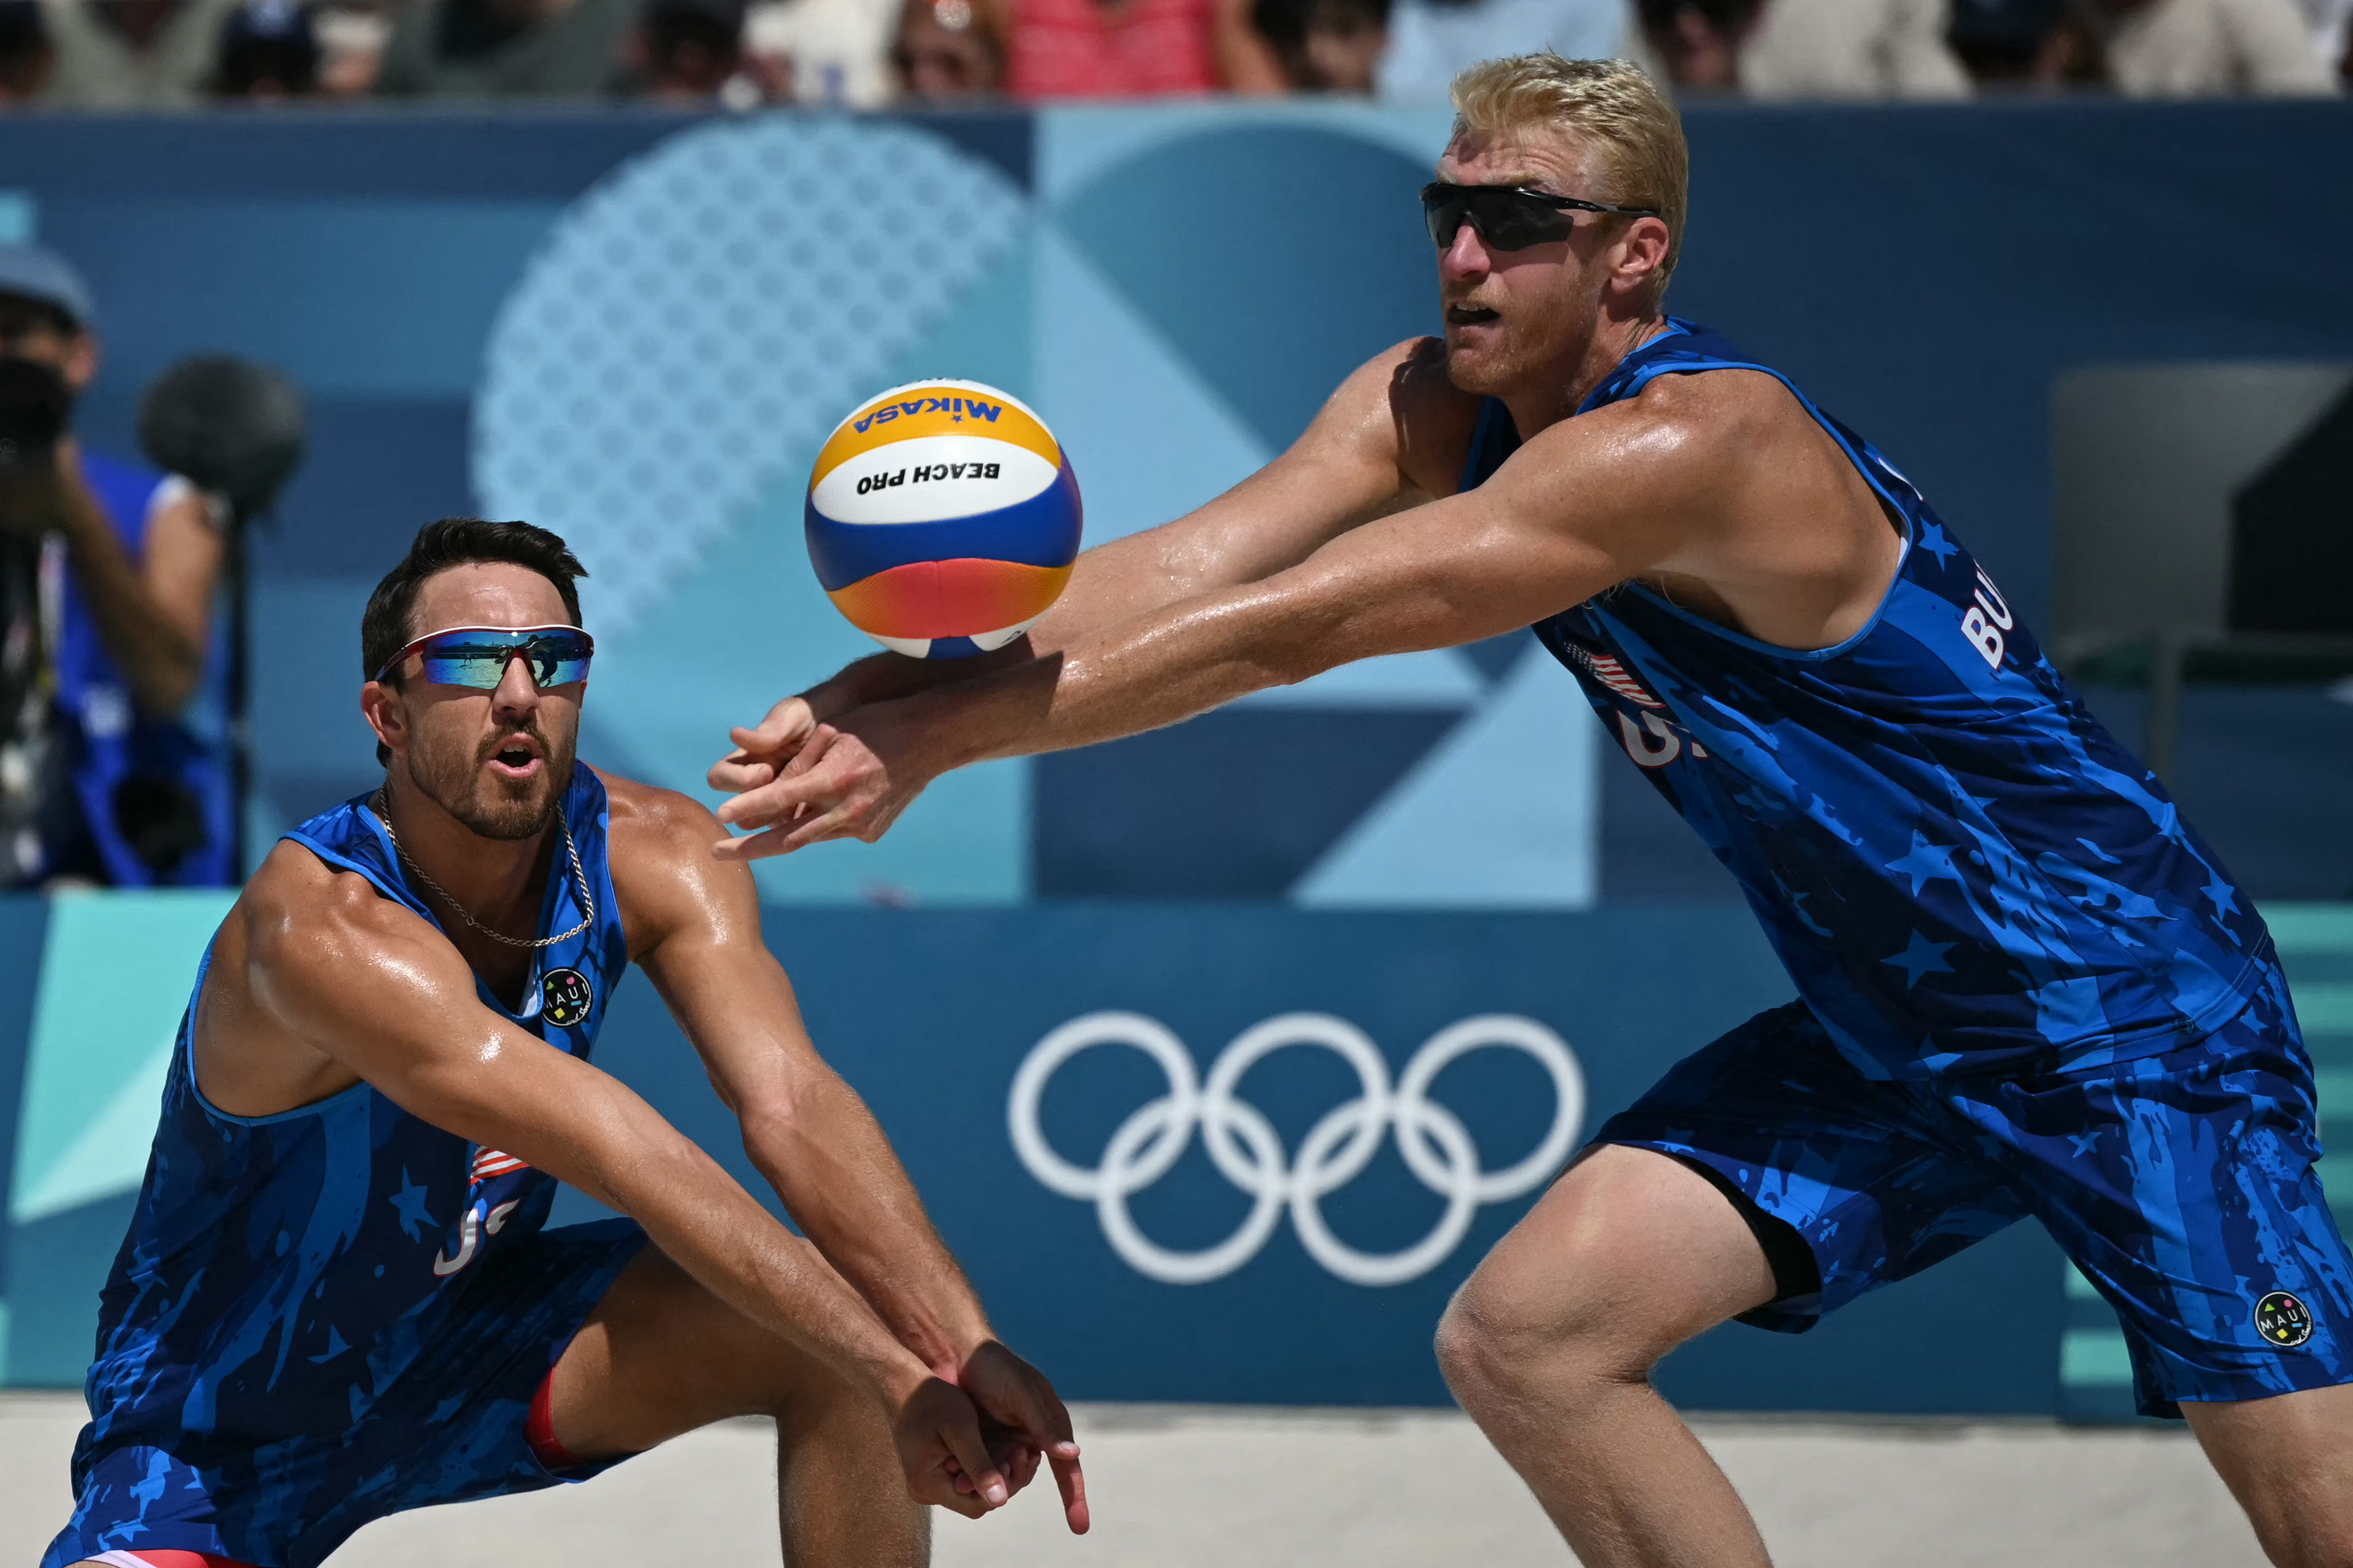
1598 965 2353 1418
42 1219 647 1568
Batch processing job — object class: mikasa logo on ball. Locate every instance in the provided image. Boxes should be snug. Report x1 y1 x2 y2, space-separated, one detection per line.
806 378 1083 661
853 393 1006 431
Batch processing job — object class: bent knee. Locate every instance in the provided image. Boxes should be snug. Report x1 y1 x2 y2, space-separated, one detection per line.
1436 1267 1665 1414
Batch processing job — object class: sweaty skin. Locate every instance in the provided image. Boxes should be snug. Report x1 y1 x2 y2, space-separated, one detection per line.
707 113 2353 1568
172 561 1087 1561
705 123 1901 857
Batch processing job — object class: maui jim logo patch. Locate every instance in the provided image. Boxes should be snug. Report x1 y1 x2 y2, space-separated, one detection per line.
852 395 1002 433
541 966 592 1029
2256 1290 2314 1348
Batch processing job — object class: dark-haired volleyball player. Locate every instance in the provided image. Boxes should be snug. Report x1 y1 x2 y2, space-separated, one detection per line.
44 518 1086 1568
710 53 2353 1568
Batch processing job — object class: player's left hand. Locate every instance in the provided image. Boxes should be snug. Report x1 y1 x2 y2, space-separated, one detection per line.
709 703 932 862
953 1339 1090 1535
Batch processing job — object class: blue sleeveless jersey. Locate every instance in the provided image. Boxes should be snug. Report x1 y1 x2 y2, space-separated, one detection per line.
56 450 234 887
1467 320 2270 1080
74 767 627 1473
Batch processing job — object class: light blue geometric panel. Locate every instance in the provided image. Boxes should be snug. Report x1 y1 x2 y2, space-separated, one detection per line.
1294 645 1598 908
0 190 36 243
471 117 1037 902
1037 101 1455 204
474 117 1031 634
1031 223 1270 547
1236 648 1489 709
11 892 236 1226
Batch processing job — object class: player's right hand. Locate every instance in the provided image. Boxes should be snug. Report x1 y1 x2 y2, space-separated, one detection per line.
708 646 1033 801
892 1373 1011 1520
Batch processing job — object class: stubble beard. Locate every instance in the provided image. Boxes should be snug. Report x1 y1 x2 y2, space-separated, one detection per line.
405 723 577 841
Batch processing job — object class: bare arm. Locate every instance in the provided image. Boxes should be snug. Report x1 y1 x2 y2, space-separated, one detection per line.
239 859 1011 1512
610 780 1088 1529
54 451 219 716
1212 0 1290 91
714 377 1736 857
711 340 1471 794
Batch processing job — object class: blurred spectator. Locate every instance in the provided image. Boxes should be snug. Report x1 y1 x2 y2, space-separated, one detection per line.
1252 0 1388 89
0 0 57 99
1000 0 1286 96
1377 0 1636 99
2299 0 2351 78
623 0 774 100
1639 0 1970 93
313 3 394 93
745 0 895 103
892 0 1002 94
376 0 637 95
212 0 319 93
1636 0 1755 84
36 0 245 105
1741 0 1971 93
2064 0 2336 90
0 245 232 888
1946 0 2076 80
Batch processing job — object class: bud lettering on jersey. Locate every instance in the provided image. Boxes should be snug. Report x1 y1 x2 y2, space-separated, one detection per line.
1962 568 2013 670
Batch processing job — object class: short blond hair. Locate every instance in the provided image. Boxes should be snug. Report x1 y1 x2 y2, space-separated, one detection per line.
1449 53 1688 309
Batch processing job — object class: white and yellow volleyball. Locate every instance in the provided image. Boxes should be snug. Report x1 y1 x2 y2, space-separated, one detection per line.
803 379 1083 659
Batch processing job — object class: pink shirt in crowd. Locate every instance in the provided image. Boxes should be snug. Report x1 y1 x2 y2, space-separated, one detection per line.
1005 0 1220 96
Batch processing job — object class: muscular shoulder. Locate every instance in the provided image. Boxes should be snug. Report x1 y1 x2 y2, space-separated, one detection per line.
1307 337 1485 497
600 766 728 861
215 840 454 1058
596 767 760 959
234 839 429 981
1606 368 1820 462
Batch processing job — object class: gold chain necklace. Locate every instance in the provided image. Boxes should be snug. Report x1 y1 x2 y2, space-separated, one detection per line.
369 788 594 950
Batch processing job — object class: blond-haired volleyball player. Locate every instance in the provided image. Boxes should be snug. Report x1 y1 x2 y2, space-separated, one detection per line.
713 52 2353 1568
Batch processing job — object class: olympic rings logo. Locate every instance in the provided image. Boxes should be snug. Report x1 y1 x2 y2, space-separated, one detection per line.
1007 1012 1585 1288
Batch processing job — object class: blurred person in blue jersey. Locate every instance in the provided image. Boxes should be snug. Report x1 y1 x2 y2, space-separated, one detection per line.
42 517 1086 1568
0 244 231 889
714 51 2353 1568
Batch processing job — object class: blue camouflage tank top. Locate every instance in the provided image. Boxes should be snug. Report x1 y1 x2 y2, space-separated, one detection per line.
1465 319 2271 1080
75 766 626 1467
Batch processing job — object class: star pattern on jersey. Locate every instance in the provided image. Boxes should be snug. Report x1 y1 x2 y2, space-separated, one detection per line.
2202 875 2240 916
389 1170 437 1242
1916 523 1958 568
1885 832 1963 896
1882 931 1957 989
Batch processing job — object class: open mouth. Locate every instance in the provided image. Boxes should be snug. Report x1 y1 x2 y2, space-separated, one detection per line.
487 735 543 778
1446 304 1501 328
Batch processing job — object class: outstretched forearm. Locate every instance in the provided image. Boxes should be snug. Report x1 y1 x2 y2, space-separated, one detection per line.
394 1032 938 1412
890 492 1560 772
738 1069 991 1375
593 1095 935 1406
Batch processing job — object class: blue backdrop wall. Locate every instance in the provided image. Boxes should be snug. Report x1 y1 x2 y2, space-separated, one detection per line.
0 100 2348 1416
0 99 2345 907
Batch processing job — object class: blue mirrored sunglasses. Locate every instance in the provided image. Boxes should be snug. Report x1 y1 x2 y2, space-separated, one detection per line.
374 624 594 690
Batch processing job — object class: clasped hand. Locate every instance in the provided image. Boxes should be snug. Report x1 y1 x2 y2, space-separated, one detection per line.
708 648 1002 861
894 1341 1089 1533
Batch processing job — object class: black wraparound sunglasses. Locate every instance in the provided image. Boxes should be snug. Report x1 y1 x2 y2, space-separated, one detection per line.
1421 182 1661 253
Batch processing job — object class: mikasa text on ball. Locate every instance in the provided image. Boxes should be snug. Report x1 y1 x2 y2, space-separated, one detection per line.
805 379 1083 659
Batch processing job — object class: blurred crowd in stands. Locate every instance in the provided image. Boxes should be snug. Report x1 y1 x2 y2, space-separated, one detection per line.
0 0 2337 108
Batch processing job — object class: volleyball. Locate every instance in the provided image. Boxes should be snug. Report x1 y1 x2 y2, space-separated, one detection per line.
804 379 1083 660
